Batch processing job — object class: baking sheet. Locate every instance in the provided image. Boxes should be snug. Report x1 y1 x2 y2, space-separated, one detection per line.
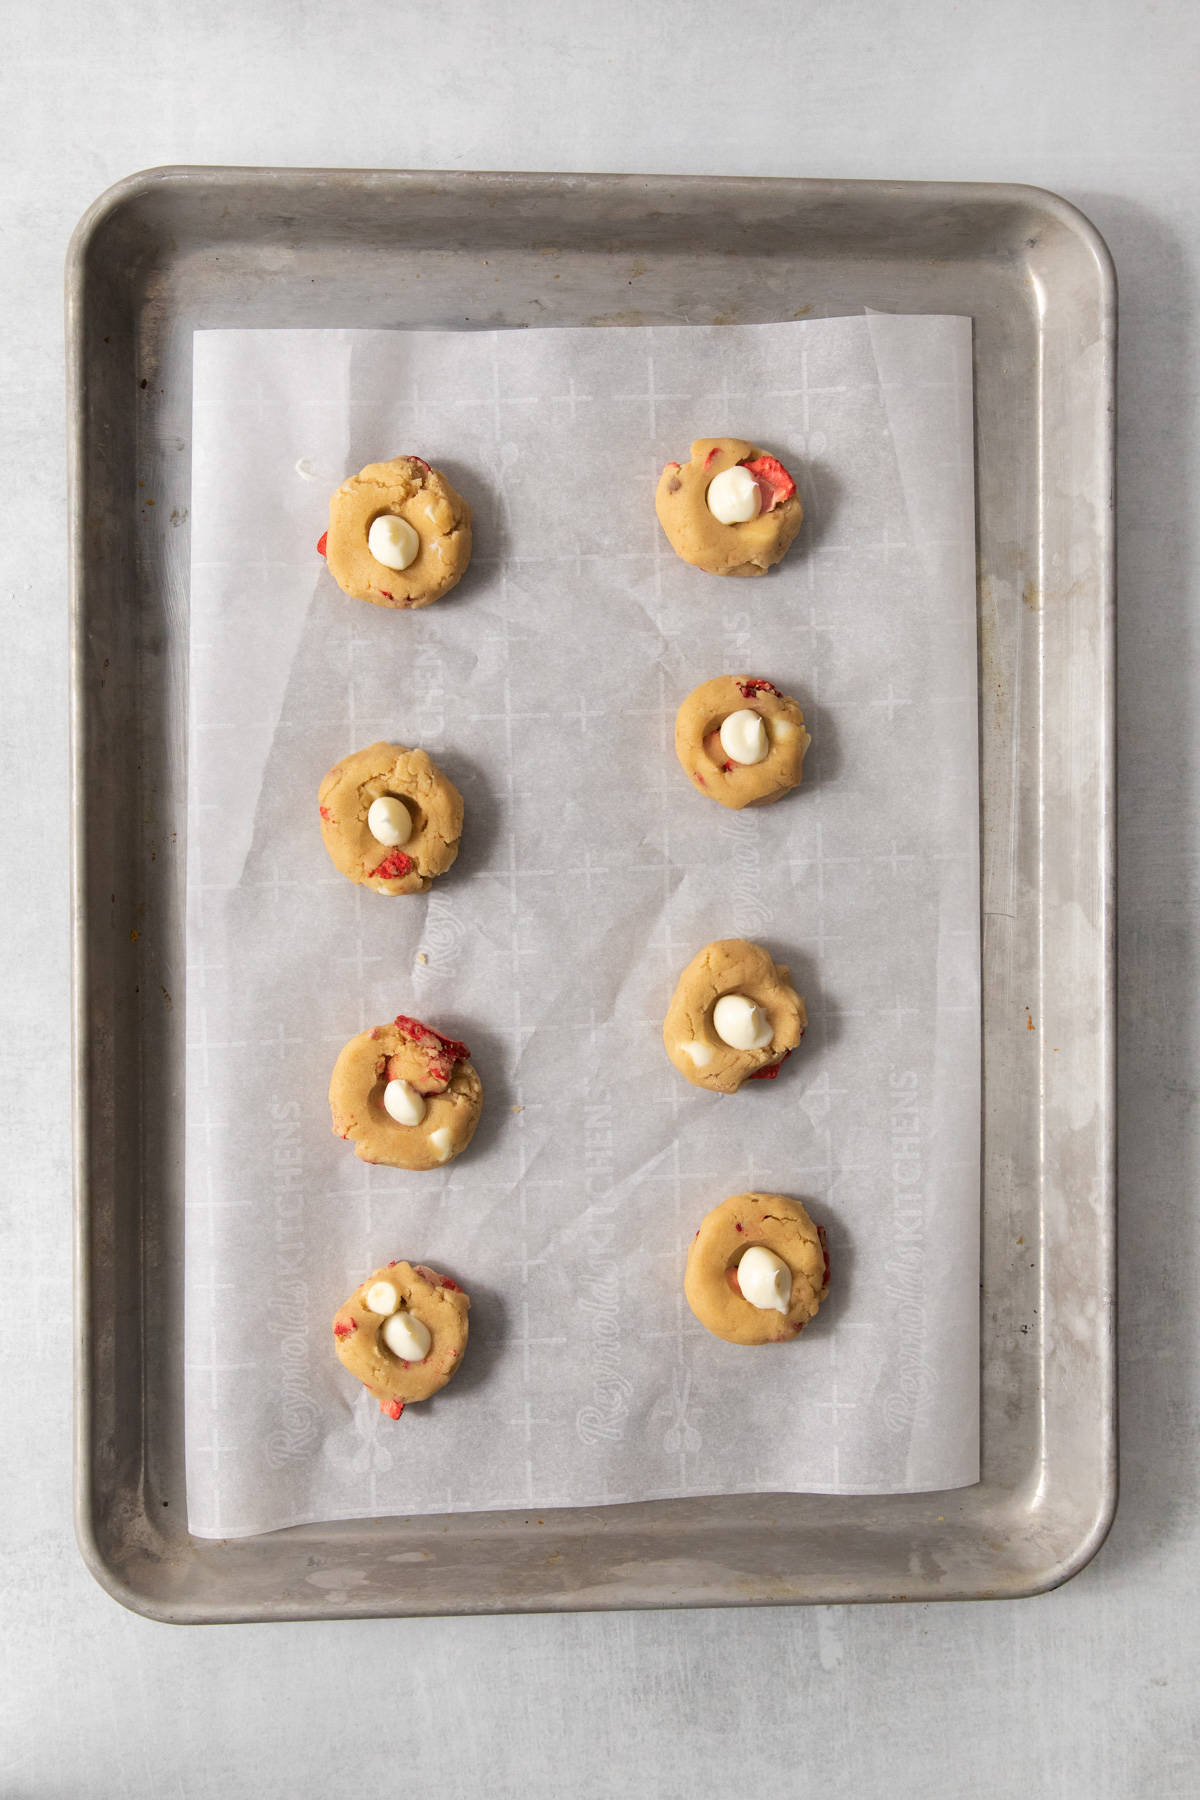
184 316 980 1537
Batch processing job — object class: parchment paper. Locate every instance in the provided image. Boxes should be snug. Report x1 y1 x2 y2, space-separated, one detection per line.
185 317 979 1537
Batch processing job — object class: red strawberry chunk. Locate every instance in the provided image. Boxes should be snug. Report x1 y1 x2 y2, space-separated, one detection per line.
380 1398 405 1420
317 531 328 557
333 1318 357 1339
738 678 781 699
394 1016 470 1064
704 447 721 469
319 805 332 821
740 455 795 512
372 849 414 881
748 1046 793 1082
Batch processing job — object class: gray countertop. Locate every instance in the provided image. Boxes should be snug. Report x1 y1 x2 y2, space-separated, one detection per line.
3 1 1196 1793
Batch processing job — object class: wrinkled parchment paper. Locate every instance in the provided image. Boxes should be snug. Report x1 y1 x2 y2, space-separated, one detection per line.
185 317 979 1536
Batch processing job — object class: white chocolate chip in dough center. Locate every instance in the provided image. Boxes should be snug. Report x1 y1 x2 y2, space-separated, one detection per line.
737 1245 792 1313
367 513 420 570
428 1126 453 1162
381 1310 432 1363
706 465 762 524
681 1039 715 1068
712 993 773 1051
719 709 769 766
384 1078 427 1126
364 1279 400 1315
367 794 413 847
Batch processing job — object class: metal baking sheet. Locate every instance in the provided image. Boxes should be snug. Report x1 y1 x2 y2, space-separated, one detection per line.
68 168 1115 1620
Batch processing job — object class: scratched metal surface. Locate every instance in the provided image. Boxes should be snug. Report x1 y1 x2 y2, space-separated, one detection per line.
68 168 1114 1620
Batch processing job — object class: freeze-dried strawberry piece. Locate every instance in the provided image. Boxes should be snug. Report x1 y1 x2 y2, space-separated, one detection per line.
734 1221 745 1233
380 1398 405 1419
317 531 328 557
704 447 721 469
319 805 333 822
372 849 414 881
394 1017 470 1065
818 1224 831 1290
737 678 781 700
334 1318 357 1339
740 455 795 512
413 1264 459 1293
721 760 735 773
664 461 681 471
407 457 429 471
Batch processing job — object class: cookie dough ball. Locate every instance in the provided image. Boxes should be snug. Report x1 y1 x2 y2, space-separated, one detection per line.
664 938 805 1093
322 455 472 608
330 1014 483 1170
655 438 803 577
318 741 463 896
333 1260 470 1414
685 1193 829 1344
676 675 811 809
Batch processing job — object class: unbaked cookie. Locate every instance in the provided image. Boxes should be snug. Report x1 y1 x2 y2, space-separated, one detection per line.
675 675 811 809
655 437 803 577
333 1260 470 1415
685 1193 829 1345
664 938 805 1092
330 1014 483 1169
318 741 463 896
320 455 472 608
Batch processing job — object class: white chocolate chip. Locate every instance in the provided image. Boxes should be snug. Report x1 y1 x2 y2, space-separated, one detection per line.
773 719 795 740
364 1280 400 1315
367 794 413 847
367 513 420 570
706 465 761 524
719 709 769 766
428 1126 453 1162
681 1039 715 1068
381 1310 432 1363
383 1078 426 1126
712 993 773 1051
737 1245 792 1314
